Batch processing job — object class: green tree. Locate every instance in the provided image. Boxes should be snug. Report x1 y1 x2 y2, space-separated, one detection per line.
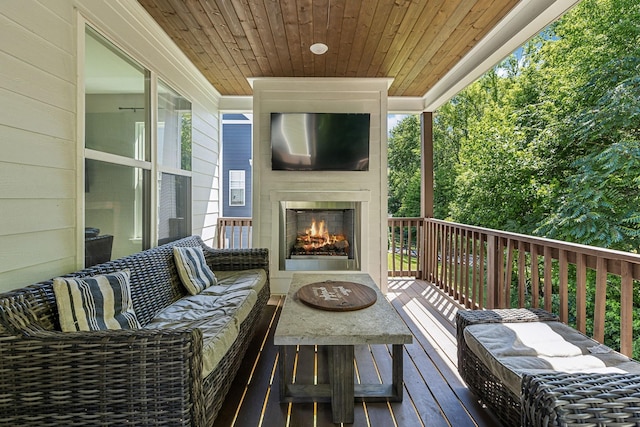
534 2 640 251
388 115 421 217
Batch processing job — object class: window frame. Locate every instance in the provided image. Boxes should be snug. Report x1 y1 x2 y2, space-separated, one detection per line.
82 22 193 264
229 169 246 207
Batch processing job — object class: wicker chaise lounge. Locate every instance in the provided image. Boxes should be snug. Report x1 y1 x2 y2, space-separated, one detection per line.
0 236 270 426
456 308 640 426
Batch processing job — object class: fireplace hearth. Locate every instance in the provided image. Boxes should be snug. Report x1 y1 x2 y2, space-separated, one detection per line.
281 201 360 271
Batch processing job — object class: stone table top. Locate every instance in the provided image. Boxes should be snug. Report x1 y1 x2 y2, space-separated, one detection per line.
274 273 413 346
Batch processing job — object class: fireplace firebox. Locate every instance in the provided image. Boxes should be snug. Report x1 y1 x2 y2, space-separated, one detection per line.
280 201 360 271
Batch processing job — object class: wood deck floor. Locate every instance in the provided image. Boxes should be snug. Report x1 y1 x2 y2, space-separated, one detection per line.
213 279 501 426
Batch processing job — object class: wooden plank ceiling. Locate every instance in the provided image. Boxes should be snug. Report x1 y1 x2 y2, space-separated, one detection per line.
137 0 519 97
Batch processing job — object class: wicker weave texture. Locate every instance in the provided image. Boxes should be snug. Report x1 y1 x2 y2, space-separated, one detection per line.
455 308 563 427
0 236 270 426
522 372 640 427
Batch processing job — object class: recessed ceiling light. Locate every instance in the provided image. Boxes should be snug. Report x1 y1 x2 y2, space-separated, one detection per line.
310 43 328 55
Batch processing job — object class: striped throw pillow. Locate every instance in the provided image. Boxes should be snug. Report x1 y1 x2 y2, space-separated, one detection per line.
53 269 141 332
173 246 217 295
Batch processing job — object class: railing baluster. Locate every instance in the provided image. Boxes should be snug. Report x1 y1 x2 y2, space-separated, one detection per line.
486 235 498 309
620 262 633 356
410 220 415 276
498 237 506 308
445 225 450 291
531 244 540 308
504 239 514 308
593 257 608 343
471 231 478 308
439 223 446 289
464 229 471 308
518 241 526 307
456 225 461 300
576 253 587 333
559 250 568 323
479 233 485 310
391 222 397 275
543 246 553 312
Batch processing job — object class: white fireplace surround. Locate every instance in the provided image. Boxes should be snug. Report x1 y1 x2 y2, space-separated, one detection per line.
251 78 389 294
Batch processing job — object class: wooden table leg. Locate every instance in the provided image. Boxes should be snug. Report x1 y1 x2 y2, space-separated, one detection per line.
392 344 403 400
279 345 288 401
329 345 354 424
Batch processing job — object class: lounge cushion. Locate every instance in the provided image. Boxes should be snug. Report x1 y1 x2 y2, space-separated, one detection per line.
53 269 141 332
174 246 217 294
145 289 258 377
145 314 238 378
464 320 640 396
201 269 267 296
151 290 258 327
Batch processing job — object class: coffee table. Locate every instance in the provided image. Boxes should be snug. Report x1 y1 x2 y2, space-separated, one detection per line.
274 273 413 423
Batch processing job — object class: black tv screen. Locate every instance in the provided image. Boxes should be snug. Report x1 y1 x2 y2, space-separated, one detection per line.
270 112 370 171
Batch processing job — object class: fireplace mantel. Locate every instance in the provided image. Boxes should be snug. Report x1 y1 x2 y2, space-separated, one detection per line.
270 190 371 203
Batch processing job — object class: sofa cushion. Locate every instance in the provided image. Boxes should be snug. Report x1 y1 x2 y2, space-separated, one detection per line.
145 290 258 377
464 320 640 396
145 314 239 378
53 269 141 332
202 269 267 296
174 246 217 294
151 290 258 327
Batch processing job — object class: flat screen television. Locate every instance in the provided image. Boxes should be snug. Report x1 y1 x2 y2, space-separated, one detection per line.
270 112 370 171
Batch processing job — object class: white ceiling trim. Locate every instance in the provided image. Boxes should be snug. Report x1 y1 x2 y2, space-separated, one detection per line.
422 0 582 112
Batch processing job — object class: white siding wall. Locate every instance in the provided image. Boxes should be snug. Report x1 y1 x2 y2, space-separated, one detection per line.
0 0 221 292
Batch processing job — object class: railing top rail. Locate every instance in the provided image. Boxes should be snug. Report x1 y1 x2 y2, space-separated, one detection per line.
218 217 252 221
425 218 640 265
388 217 426 222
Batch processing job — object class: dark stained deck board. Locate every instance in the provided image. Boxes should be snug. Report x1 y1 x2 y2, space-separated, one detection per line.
213 298 283 427
368 344 425 427
396 343 451 427
353 345 397 426
388 280 500 426
218 280 501 427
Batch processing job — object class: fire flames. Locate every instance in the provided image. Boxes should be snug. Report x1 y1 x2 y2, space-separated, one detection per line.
292 219 349 256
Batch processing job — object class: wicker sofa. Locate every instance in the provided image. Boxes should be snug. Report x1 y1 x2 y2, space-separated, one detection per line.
456 308 640 426
0 236 270 426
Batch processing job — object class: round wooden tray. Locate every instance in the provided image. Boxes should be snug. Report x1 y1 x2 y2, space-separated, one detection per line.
296 280 378 311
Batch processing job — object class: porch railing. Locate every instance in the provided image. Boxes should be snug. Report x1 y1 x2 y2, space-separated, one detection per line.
216 217 252 249
420 218 640 357
387 217 424 277
219 216 639 357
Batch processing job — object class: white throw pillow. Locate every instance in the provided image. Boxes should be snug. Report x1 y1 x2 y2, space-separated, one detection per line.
53 269 140 332
173 246 217 295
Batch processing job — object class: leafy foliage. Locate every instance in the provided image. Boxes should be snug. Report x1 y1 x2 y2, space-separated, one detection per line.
386 0 640 357
388 115 421 217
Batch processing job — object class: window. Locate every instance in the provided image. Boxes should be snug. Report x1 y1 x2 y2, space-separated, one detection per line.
157 80 192 244
229 170 245 206
84 26 150 262
84 26 192 265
